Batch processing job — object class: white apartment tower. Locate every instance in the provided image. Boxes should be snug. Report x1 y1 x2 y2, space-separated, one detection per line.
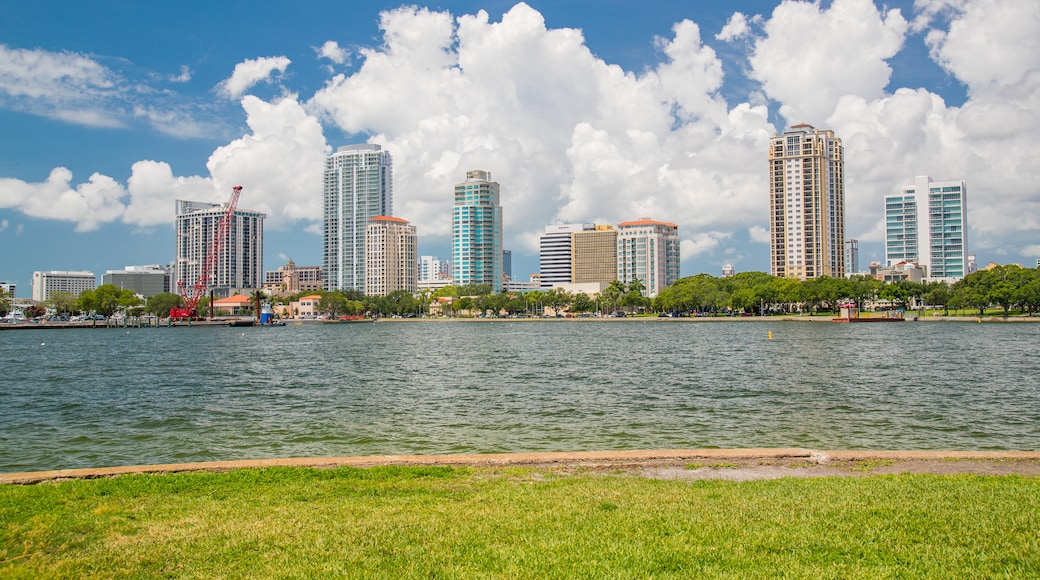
539 224 593 288
617 219 680 297
175 200 265 295
769 124 846 279
365 216 418 296
324 144 393 293
452 170 503 292
885 176 968 281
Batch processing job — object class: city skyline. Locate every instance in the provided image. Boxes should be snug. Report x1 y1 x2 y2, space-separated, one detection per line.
1 0 1038 296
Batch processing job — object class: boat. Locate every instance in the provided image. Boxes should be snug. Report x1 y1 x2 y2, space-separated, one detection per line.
832 304 905 323
322 315 375 324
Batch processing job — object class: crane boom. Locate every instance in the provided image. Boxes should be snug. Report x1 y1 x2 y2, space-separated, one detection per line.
171 185 243 320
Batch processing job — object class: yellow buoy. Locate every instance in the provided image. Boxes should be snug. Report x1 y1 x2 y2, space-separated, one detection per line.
768 331 773 340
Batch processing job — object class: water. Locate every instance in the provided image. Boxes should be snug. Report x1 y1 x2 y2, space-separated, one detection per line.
2 320 1038 473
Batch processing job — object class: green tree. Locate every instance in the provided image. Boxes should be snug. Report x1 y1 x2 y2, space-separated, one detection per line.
46 291 77 318
0 288 10 317
543 287 572 315
78 284 139 317
603 280 625 314
251 290 265 321
570 293 595 314
145 293 184 317
924 283 953 316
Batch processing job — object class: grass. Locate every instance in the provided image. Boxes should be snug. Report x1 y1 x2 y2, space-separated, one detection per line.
2 466 1039 578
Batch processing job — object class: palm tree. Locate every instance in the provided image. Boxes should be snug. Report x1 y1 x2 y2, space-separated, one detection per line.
251 290 265 323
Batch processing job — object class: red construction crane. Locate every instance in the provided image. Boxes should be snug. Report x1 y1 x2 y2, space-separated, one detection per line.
170 185 243 320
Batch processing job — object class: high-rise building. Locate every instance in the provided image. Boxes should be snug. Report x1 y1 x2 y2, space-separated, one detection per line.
323 144 393 293
502 250 512 283
571 225 617 285
845 239 859 276
617 219 680 297
885 176 968 281
175 199 265 297
452 170 503 292
102 265 169 298
0 282 16 298
539 224 592 288
365 216 417 296
31 271 96 302
768 124 846 279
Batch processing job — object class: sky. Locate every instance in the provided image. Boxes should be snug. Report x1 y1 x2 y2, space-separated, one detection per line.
1 0 1038 297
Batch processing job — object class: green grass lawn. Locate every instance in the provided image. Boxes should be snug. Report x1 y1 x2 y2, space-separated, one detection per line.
2 466 1038 578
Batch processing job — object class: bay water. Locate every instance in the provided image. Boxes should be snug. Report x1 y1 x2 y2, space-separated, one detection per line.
2 319 1037 473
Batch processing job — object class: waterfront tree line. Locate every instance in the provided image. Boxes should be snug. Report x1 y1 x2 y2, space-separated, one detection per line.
3 264 1038 320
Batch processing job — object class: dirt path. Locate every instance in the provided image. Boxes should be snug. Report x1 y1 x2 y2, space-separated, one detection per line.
4 449 1040 484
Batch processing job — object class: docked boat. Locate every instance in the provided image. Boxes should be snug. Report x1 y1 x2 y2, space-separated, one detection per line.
322 315 375 324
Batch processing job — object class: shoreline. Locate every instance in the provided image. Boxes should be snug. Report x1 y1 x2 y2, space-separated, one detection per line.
3 314 1039 330
5 448 1040 484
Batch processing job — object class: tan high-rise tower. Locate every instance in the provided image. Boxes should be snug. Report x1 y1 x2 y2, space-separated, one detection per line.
365 216 417 296
768 124 845 279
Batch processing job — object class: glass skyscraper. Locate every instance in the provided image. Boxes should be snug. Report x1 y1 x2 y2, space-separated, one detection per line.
452 170 503 292
323 144 393 292
885 176 968 281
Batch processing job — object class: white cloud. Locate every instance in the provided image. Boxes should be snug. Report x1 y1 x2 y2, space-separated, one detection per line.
680 232 725 259
0 219 7 233
923 0 1040 95
218 56 291 100
206 95 328 227
0 167 125 231
124 161 213 227
316 41 350 65
0 44 124 127
749 0 907 124
1021 245 1040 258
170 65 192 83
716 13 751 41
748 226 769 244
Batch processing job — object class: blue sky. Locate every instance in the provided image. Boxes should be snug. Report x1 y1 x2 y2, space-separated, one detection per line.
1 0 1038 297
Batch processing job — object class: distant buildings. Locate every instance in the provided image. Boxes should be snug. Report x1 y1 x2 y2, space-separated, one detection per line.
452 170 503 292
0 282 16 298
365 216 417 296
769 124 846 280
885 176 968 281
324 144 393 293
539 224 592 288
32 271 96 302
263 260 323 296
721 264 735 278
102 265 170 298
174 199 265 297
617 219 680 298
845 239 859 276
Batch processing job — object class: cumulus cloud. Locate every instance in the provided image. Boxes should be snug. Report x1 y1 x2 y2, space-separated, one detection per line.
316 41 350 65
748 226 769 244
749 0 907 124
0 167 125 231
716 12 752 41
218 56 291 99
170 65 192 83
0 219 7 233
